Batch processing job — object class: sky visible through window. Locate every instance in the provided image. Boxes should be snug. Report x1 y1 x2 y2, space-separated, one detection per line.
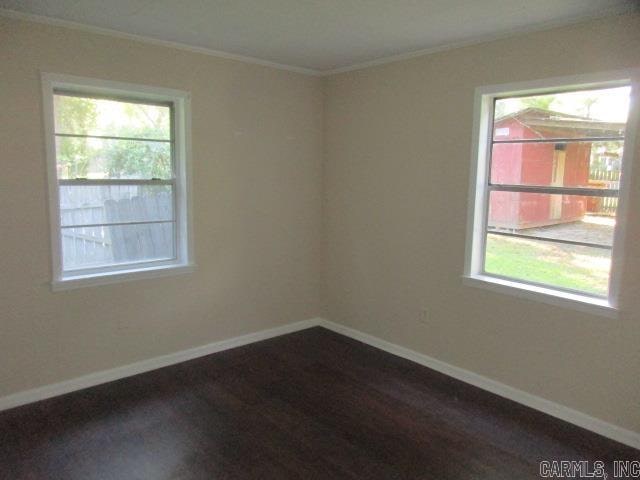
495 86 630 122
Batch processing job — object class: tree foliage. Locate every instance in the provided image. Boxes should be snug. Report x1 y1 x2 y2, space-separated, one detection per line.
54 96 98 178
103 103 171 178
55 96 171 179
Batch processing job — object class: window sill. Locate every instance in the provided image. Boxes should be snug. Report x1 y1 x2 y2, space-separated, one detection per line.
462 274 617 319
52 263 195 291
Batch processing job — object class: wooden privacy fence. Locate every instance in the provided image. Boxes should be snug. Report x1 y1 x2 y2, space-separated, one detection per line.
587 168 620 216
60 185 174 269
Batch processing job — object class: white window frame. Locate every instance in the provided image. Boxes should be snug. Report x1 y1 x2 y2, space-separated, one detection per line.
42 73 194 290
464 70 640 318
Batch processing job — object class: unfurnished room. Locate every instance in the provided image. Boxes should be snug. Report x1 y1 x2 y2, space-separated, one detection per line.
1 1 639 478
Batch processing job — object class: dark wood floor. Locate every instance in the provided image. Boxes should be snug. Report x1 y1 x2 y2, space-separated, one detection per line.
0 327 637 479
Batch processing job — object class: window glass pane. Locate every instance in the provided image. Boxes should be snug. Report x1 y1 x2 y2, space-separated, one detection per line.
487 191 616 246
61 222 175 270
485 190 615 296
55 136 171 179
60 185 174 226
489 141 623 189
484 233 610 297
54 94 170 140
493 87 630 141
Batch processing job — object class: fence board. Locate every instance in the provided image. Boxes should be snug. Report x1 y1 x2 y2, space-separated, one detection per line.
61 186 174 269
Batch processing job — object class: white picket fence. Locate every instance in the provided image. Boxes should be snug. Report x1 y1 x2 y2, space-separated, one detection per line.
60 185 174 269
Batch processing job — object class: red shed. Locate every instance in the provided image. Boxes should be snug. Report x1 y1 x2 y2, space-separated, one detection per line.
489 108 623 230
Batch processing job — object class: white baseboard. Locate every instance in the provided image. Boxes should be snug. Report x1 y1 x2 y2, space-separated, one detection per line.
2 315 638 450
316 318 640 450
0 317 323 412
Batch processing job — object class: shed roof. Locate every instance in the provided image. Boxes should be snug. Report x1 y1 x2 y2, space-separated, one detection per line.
495 108 625 138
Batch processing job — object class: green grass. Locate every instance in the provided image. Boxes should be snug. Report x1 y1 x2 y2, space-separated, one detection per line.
485 234 610 296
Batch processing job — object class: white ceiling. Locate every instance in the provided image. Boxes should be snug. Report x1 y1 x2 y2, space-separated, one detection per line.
1 0 636 73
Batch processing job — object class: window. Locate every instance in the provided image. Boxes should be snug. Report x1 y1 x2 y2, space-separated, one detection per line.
42 74 193 289
465 72 639 316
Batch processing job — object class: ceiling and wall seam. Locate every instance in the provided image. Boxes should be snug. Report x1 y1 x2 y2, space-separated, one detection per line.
1 5 635 78
0 8 321 76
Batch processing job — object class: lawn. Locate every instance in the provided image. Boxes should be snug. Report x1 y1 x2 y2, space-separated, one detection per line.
484 234 610 296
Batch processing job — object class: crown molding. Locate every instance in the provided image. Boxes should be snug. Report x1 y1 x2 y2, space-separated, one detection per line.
320 2 638 76
0 8 322 76
1 3 637 78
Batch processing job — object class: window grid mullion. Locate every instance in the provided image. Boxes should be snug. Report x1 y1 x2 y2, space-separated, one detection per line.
59 180 177 226
486 229 612 250
58 179 175 186
492 135 624 144
62 257 178 277
54 89 173 107
487 184 619 197
54 132 173 143
62 219 176 230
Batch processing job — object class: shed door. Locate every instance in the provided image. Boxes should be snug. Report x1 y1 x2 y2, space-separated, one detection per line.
550 146 566 220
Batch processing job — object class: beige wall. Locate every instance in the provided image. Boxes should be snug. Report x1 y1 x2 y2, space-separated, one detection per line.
0 17 323 396
2 12 639 434
324 13 640 432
